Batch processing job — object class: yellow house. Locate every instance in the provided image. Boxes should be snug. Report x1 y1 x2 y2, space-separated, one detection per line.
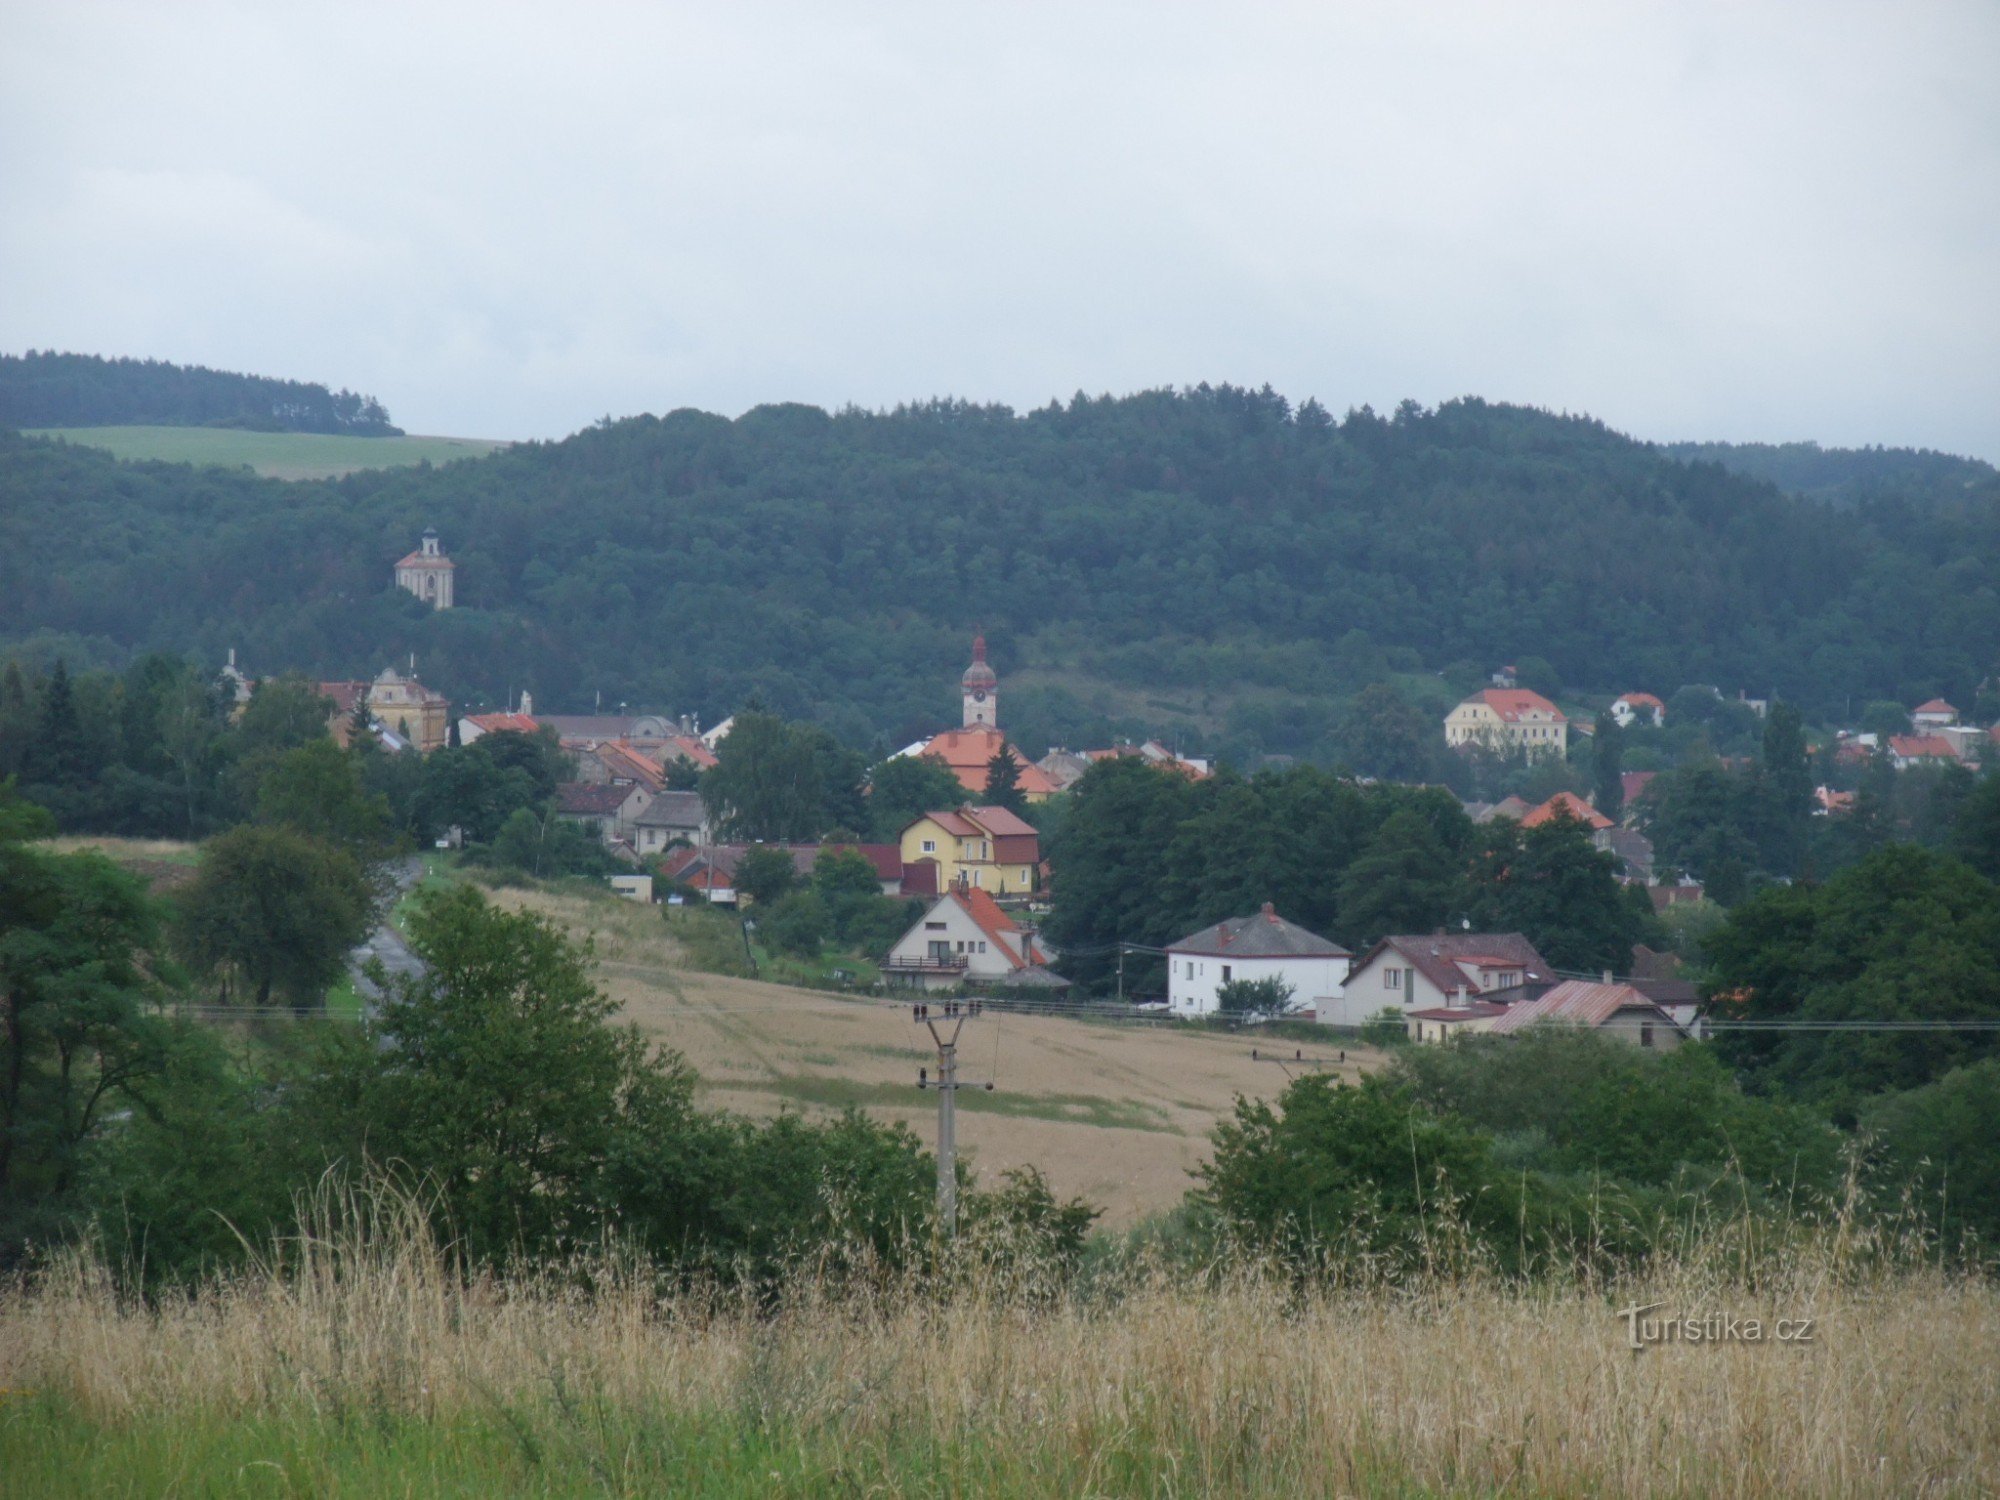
1444 688 1568 759
897 806 1040 894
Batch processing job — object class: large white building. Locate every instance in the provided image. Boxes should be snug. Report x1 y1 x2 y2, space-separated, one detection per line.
394 529 455 610
1166 904 1350 1018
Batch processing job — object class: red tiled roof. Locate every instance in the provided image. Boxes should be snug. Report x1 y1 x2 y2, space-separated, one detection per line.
1616 692 1664 709
654 734 718 769
596 740 667 790
465 712 540 735
319 681 368 715
1356 933 1554 998
1469 688 1566 723
1522 791 1613 830
951 886 1046 966
393 550 455 569
917 728 1060 795
1622 770 1659 804
1889 735 1956 759
1914 699 1956 714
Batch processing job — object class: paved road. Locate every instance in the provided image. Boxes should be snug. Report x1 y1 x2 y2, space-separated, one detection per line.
349 855 426 1020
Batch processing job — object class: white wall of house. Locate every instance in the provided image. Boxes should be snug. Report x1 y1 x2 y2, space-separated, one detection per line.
883 897 1024 992
1319 951 1523 1028
1166 953 1346 1018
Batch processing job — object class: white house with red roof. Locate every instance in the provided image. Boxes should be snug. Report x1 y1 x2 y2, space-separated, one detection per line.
1326 932 1554 1029
1444 688 1568 758
882 886 1064 992
393 529 455 609
1609 692 1665 728
1912 698 1958 730
1167 904 1350 1019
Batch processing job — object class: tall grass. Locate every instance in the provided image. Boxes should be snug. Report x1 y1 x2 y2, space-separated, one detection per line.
3 1182 1995 1495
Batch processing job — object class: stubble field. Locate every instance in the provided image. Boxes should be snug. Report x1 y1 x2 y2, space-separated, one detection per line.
486 885 1376 1225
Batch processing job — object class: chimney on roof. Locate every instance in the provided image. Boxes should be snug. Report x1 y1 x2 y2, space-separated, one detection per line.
519 690 533 716
1261 901 1276 920
1602 969 1614 984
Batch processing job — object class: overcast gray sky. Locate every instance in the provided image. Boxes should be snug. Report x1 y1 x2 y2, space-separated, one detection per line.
3 2 1997 458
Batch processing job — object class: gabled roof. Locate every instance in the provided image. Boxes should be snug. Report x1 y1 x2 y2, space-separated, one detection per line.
595 740 667 790
1460 688 1566 723
556 782 637 816
1353 933 1555 998
394 550 455 569
1169 903 1349 959
915 727 1060 795
936 886 1048 967
1522 791 1613 831
908 805 1039 843
1889 734 1957 759
464 712 540 735
1914 698 1956 714
632 790 706 827
655 734 719 769
1622 770 1660 804
1488 980 1681 1035
1615 692 1664 709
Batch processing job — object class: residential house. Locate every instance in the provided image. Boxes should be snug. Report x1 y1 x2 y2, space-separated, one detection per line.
458 711 540 744
1488 980 1686 1050
882 886 1065 992
1630 975 1703 1032
898 806 1040 894
1913 698 1958 730
1609 692 1666 729
555 781 653 848
1325 932 1554 1029
1647 881 1705 913
1621 770 1660 811
1477 795 1535 823
660 841 928 904
630 790 710 856
1889 734 1959 770
1405 996 1513 1043
1598 826 1656 882
1167 903 1350 1019
1522 791 1613 830
573 739 669 792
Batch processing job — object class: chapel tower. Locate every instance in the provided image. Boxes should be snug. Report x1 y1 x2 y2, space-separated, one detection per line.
394 529 456 610
961 633 997 728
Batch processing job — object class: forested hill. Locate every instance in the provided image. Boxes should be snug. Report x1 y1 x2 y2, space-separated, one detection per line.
0 351 401 435
1660 439 1995 507
2 389 1996 756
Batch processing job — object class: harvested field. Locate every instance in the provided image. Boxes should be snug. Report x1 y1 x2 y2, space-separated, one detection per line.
488 885 1381 1225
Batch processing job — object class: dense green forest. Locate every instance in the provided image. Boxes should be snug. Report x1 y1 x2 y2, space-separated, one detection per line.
1661 438 1996 507
0 351 400 435
4 387 1997 759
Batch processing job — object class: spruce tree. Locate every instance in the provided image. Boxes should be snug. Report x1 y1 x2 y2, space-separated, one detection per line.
983 748 1025 813
1592 711 1624 822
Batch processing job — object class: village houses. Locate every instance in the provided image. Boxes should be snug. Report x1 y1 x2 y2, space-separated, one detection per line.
1166 904 1350 1019
1444 687 1569 758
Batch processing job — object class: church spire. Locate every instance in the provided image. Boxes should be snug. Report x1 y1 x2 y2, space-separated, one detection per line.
961 631 997 729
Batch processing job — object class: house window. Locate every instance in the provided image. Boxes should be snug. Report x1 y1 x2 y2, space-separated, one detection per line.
1222 966 1232 982
1641 1023 1655 1048
1385 970 1401 990
978 941 987 953
925 921 946 931
1185 961 1194 980
921 839 936 854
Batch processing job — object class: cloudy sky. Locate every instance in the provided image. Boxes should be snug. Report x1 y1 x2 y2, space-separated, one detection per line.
3 2 1996 457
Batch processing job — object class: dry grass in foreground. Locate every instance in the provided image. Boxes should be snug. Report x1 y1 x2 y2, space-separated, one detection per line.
4 1196 1996 1497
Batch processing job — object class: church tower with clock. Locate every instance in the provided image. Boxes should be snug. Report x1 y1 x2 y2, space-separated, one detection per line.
961 633 997 728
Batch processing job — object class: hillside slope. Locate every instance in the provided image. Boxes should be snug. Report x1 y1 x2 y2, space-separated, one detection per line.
0 350 399 435
3 389 1996 753
24 426 506 481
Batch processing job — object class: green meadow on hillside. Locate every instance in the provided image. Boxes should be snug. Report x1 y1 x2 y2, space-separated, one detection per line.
24 425 507 480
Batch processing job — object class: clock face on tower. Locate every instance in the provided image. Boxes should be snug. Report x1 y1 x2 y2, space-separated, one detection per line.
972 689 986 702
